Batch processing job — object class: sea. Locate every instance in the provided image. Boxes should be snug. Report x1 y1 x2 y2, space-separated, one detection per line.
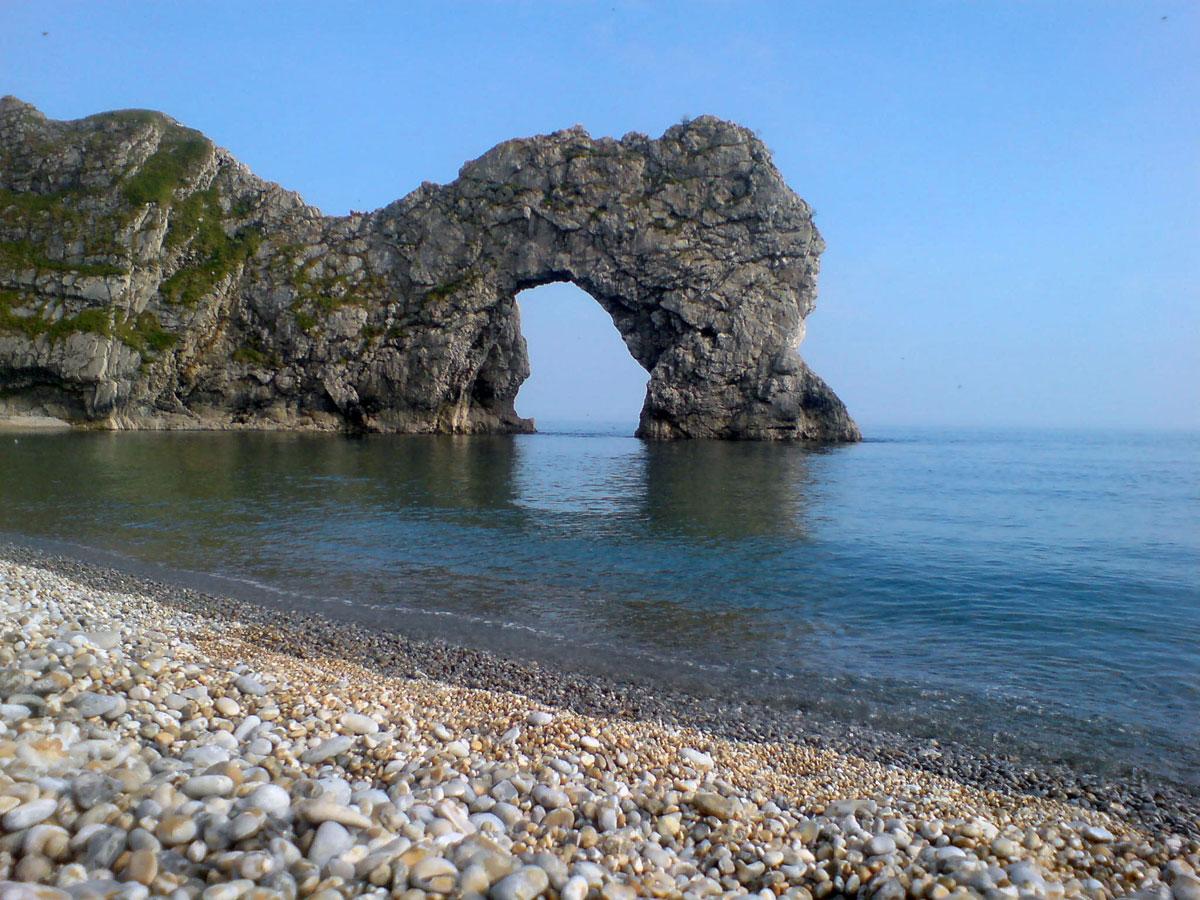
1 424 1196 788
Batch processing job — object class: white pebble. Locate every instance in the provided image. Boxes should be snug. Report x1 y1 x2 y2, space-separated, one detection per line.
3 798 58 831
339 712 379 735
301 735 355 763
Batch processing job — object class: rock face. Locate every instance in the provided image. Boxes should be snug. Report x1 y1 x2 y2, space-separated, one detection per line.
0 97 859 440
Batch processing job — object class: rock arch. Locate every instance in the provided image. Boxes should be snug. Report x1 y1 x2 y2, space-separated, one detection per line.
0 98 860 441
348 117 859 441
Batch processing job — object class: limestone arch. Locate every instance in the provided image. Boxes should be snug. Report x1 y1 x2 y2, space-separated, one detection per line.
366 116 860 441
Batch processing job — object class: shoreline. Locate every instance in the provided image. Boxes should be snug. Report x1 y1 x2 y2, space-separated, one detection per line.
2 542 1196 839
1 548 1197 898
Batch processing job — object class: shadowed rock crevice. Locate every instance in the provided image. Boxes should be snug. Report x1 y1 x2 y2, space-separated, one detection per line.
0 97 859 441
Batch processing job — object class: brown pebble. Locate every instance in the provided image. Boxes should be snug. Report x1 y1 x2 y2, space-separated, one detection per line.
123 848 158 886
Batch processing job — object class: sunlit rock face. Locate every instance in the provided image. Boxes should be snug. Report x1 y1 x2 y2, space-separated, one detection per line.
0 97 859 441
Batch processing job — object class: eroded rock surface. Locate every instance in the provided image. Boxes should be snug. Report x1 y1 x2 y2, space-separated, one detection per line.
0 97 859 440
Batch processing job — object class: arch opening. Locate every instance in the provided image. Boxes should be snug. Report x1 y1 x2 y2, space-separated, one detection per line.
514 282 649 434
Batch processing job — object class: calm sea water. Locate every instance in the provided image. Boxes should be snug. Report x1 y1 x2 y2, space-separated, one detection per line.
1 425 1196 786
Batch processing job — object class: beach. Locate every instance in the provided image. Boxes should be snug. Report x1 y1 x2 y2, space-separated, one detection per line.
1 548 1196 899
2 3 1194 897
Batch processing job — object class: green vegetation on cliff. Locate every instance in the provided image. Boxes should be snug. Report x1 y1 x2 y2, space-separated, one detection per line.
116 311 178 355
122 130 211 207
160 228 259 306
0 187 89 225
0 184 130 276
0 292 176 356
231 335 278 367
278 245 379 336
160 188 260 306
0 293 112 343
0 240 126 278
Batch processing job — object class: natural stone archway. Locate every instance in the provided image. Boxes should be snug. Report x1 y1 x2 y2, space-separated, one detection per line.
0 98 860 441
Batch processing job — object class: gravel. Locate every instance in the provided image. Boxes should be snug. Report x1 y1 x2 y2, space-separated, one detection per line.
0 548 1197 899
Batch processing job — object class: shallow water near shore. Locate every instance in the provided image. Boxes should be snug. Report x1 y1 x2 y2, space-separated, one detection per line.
1 424 1197 788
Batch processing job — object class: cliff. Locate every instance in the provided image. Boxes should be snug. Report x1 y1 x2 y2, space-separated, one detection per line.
0 97 859 441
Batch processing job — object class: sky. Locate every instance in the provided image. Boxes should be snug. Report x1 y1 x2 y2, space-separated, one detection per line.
2 1 1196 431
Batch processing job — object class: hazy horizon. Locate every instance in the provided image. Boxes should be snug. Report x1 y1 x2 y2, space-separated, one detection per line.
3 1 1196 431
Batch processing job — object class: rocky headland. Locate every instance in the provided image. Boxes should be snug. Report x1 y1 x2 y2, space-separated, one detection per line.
1 549 1197 899
0 98 858 441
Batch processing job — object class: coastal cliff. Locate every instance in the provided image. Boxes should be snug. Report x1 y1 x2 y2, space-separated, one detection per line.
0 98 859 441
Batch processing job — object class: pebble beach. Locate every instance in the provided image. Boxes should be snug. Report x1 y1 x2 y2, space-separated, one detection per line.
1 551 1197 900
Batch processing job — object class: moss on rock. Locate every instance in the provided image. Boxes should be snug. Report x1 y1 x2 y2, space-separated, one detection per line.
0 292 175 356
0 240 126 277
121 130 211 208
160 222 260 307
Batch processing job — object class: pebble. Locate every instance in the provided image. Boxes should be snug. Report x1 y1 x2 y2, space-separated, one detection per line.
339 712 379 734
533 784 569 810
0 702 31 723
71 774 117 810
0 555 1191 900
992 836 1020 858
85 629 121 650
298 799 372 829
598 806 619 833
84 826 125 869
246 783 291 815
229 809 266 840
308 821 353 867
1173 875 1200 900
656 811 681 839
409 856 459 893
3 798 58 831
71 691 122 719
827 798 874 817
202 881 253 900
562 875 589 900
492 865 550 900
213 696 240 717
182 774 234 798
1083 824 1116 843
234 674 267 696
122 848 157 886
237 851 274 880
693 791 740 820
301 735 354 763
866 833 897 856
156 814 197 845
25 823 68 858
1008 859 1047 891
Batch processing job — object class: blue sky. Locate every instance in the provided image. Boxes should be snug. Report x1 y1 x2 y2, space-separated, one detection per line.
2 1 1196 430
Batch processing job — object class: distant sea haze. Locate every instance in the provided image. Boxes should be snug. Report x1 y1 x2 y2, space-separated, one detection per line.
2 425 1196 787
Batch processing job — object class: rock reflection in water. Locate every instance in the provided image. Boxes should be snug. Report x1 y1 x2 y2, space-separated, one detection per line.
638 440 827 542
